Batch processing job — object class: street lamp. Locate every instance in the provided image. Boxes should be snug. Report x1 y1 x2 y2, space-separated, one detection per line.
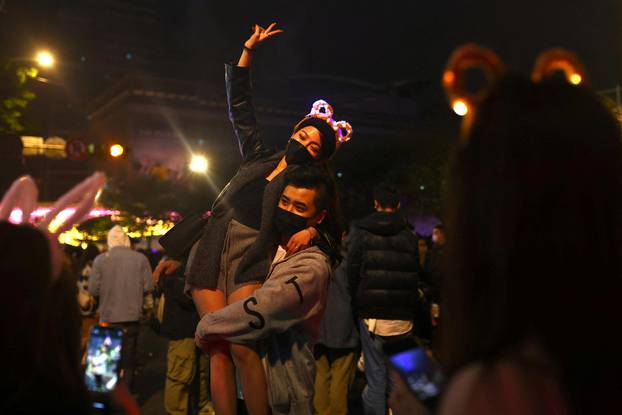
189 154 208 174
34 50 55 69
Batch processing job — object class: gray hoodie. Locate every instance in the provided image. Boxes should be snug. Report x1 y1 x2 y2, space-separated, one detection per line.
89 226 153 323
195 245 331 415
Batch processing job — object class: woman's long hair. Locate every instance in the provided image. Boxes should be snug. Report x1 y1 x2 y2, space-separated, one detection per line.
0 223 90 413
441 75 622 412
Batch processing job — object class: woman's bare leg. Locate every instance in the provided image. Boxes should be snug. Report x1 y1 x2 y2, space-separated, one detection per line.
192 288 236 415
228 284 269 415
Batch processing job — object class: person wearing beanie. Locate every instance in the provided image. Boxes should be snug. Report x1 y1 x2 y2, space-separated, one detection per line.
88 225 153 390
155 22 351 415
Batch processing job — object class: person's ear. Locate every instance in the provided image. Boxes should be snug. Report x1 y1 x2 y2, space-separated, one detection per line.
314 209 327 225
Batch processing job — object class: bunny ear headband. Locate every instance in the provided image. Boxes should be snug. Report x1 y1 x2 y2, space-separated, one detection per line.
443 44 587 120
0 172 106 279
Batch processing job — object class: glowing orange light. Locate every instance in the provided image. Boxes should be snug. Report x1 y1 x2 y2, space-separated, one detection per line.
569 73 582 85
452 100 469 116
443 70 455 85
110 144 124 158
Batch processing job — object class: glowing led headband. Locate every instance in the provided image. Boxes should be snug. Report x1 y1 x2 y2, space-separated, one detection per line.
308 100 353 144
443 44 588 119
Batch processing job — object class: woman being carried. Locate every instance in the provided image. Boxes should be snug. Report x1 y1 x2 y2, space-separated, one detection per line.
162 23 350 415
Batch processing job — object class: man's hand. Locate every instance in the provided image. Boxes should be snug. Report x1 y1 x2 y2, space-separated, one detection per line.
286 227 315 255
152 259 181 284
244 22 283 50
431 303 440 327
388 369 431 415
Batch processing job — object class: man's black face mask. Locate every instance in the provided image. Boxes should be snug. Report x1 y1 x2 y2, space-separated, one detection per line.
285 139 314 166
274 207 309 237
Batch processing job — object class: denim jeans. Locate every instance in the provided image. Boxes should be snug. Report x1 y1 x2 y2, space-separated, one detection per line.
359 320 411 415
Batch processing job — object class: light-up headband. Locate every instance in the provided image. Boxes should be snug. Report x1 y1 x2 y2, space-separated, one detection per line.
308 100 353 144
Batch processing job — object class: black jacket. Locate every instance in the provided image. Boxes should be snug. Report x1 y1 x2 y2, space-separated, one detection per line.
347 211 420 320
425 244 444 303
159 265 200 340
317 246 359 349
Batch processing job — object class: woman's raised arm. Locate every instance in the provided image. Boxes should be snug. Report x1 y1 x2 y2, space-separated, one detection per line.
237 22 283 68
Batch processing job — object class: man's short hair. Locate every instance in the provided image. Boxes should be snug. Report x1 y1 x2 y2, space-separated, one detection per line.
373 183 400 209
284 167 334 213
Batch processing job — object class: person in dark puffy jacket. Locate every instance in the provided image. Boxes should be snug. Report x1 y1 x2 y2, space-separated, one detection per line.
347 183 421 415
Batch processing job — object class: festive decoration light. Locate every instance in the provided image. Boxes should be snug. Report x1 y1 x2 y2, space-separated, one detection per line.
307 100 353 143
56 219 175 247
10 207 119 225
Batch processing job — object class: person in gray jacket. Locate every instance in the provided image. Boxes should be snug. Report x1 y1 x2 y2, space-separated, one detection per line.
195 168 337 415
89 225 153 390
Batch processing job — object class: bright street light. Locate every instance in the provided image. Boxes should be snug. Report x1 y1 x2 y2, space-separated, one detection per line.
189 154 208 174
35 50 55 68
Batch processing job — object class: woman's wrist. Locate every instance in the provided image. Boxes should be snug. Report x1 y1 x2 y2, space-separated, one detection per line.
244 39 257 51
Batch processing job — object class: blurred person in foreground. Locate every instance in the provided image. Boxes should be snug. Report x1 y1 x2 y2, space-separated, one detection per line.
389 45 622 414
0 222 92 414
0 172 139 414
89 225 153 390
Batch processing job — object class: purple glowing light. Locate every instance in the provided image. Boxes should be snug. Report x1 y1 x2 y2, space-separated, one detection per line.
9 207 120 225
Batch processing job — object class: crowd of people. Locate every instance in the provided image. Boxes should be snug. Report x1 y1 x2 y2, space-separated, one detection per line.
2 21 622 415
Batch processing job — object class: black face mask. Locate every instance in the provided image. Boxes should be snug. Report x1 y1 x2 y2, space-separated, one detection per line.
274 207 309 237
285 139 314 166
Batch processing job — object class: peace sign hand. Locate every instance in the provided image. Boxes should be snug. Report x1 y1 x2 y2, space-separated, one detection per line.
245 22 284 50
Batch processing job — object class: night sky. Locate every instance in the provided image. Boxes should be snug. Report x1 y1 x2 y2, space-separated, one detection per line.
3 1 621 94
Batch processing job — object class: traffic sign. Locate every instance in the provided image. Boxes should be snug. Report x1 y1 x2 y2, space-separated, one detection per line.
66 139 88 161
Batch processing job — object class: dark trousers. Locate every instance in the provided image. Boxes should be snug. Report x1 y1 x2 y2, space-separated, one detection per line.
359 321 411 415
116 321 139 390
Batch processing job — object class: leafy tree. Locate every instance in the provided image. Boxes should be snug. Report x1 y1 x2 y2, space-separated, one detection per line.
0 63 37 134
100 172 215 220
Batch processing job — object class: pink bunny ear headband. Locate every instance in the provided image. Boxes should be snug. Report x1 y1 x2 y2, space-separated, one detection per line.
0 172 106 279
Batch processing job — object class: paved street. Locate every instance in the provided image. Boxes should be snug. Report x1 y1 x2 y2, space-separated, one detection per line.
128 322 365 415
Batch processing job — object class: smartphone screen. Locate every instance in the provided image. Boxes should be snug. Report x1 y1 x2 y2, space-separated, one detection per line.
84 325 124 393
388 346 444 401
